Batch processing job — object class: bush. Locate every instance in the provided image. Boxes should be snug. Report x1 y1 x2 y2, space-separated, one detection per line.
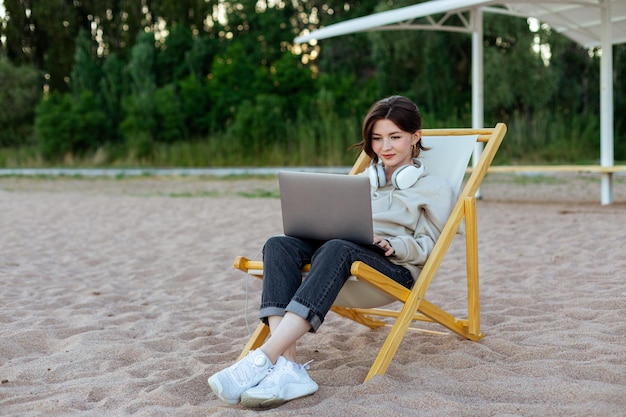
154 84 186 143
228 94 288 157
34 91 108 160
73 91 108 152
35 93 76 159
0 59 42 147
178 75 212 137
118 94 155 159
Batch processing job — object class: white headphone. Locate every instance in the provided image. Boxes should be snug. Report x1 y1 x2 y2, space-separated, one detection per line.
367 159 424 190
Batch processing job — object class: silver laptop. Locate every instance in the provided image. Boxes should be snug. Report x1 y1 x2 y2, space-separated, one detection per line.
278 171 374 244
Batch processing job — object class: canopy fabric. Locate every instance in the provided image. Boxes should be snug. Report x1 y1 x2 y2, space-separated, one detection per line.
295 0 626 48
500 1 626 48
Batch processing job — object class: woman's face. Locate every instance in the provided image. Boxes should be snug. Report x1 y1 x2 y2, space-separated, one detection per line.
371 119 419 173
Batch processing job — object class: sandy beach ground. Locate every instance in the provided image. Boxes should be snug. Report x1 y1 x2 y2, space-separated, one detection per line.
1 173 625 416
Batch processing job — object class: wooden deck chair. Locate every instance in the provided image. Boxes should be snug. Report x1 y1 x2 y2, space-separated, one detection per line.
234 124 507 382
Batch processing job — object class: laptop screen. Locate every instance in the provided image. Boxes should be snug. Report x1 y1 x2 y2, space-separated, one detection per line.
278 171 373 244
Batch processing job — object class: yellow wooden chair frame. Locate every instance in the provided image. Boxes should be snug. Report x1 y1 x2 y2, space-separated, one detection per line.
234 124 507 382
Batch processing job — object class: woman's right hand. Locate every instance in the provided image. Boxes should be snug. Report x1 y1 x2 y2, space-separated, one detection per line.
373 234 395 257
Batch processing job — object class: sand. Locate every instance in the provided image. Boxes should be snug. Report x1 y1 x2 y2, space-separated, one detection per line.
0 173 625 416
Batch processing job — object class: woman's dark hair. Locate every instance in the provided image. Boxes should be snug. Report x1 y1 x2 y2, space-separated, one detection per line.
353 95 426 163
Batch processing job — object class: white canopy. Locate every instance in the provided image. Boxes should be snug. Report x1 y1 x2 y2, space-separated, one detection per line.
295 0 624 204
295 0 626 47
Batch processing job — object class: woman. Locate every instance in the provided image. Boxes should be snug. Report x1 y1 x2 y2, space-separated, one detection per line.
208 96 456 408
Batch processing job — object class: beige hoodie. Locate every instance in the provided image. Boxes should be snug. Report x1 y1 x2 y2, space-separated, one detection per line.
369 166 456 280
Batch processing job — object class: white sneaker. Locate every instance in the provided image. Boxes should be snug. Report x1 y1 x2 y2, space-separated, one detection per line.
207 349 272 405
240 356 318 408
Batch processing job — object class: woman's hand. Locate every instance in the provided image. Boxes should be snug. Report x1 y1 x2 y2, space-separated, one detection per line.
373 234 395 257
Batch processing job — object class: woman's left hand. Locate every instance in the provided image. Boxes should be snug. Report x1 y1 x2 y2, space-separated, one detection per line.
373 234 395 257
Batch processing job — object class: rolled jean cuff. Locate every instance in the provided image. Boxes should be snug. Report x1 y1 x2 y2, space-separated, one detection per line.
285 300 322 332
259 306 286 325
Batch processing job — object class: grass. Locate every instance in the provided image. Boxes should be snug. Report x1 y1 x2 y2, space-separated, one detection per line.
164 189 279 198
1 111 623 169
167 191 222 198
236 189 280 198
0 173 281 200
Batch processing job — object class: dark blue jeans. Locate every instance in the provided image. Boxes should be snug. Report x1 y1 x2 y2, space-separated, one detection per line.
259 236 414 332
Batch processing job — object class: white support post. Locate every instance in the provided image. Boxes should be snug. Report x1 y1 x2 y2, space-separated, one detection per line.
471 7 484 198
600 0 614 205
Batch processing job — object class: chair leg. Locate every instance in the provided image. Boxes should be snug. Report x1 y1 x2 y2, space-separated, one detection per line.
365 296 420 382
464 197 481 337
331 306 387 329
237 322 270 361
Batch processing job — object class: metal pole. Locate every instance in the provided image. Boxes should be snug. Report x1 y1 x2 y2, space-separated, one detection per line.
472 7 484 198
600 0 614 205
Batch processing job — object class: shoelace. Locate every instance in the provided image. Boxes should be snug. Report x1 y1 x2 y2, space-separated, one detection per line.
232 357 269 387
301 359 314 371
262 358 314 385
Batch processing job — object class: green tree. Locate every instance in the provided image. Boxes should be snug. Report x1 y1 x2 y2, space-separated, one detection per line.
184 32 223 79
29 0 78 91
178 74 212 136
119 31 158 152
228 94 288 156
0 58 42 146
366 4 472 122
156 23 194 85
2 0 152 92
483 14 558 119
220 0 293 65
154 84 186 142
99 52 126 143
547 31 600 116
2 0 50 70
148 0 216 31
268 51 315 119
70 28 102 97
35 93 76 158
34 90 108 159
314 72 376 120
307 0 380 81
207 41 262 127
72 90 108 152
